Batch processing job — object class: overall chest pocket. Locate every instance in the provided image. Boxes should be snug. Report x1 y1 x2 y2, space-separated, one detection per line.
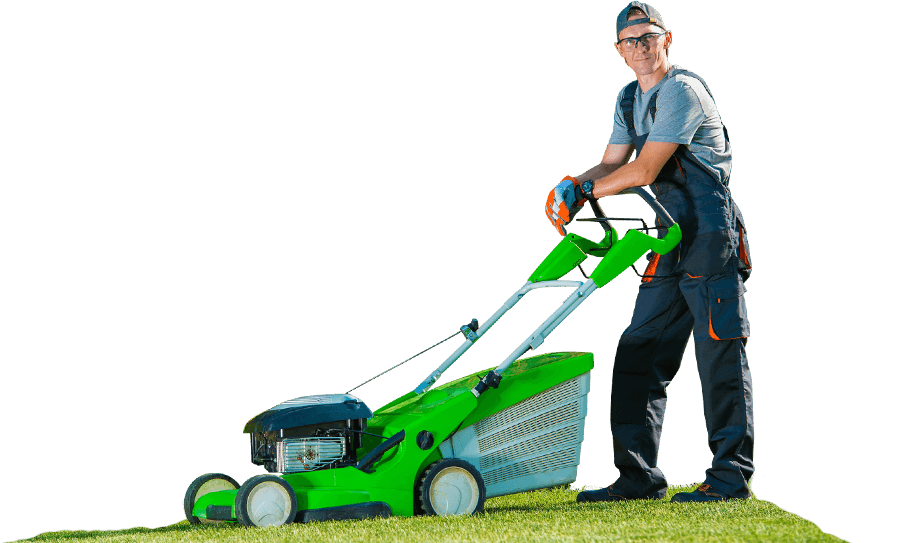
707 275 750 340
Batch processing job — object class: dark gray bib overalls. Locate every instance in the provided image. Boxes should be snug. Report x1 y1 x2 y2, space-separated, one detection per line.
620 71 751 279
609 70 755 499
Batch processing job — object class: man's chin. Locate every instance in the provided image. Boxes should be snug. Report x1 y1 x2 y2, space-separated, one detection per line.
632 62 663 76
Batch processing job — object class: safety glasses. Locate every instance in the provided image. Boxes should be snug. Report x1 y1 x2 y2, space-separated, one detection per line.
616 31 667 52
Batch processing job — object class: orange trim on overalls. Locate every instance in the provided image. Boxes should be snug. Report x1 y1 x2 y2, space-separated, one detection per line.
738 228 751 269
708 313 722 340
642 253 661 283
673 155 685 177
708 309 748 341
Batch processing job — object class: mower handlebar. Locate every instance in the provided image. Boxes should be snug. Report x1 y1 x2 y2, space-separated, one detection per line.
618 186 675 228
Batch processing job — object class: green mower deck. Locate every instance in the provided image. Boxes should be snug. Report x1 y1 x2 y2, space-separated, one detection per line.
192 352 594 521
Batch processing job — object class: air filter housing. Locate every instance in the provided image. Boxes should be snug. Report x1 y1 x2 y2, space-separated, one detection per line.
277 436 347 473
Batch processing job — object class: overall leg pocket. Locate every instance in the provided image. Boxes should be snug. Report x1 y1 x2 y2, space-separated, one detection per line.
707 275 750 340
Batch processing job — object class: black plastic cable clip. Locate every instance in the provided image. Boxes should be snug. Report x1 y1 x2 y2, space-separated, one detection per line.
461 318 480 342
472 370 502 397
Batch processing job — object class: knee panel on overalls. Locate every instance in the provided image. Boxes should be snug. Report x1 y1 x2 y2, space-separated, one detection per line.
611 333 656 425
611 282 693 426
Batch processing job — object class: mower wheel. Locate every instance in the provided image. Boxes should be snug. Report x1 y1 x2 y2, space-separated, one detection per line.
184 473 240 525
235 474 298 527
418 459 486 516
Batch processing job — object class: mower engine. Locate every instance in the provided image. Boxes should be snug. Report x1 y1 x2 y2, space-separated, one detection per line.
243 394 373 474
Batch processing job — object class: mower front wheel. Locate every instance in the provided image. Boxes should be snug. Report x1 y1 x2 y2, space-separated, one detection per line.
235 474 298 527
184 473 240 525
419 459 486 516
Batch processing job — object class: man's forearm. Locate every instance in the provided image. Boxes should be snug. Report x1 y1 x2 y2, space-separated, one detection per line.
590 160 654 198
577 163 620 187
574 142 677 199
586 141 678 198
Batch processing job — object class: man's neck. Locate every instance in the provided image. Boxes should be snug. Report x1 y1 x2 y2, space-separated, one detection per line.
636 60 672 93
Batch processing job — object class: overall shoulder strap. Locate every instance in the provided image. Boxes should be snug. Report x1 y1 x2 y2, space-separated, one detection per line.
647 91 659 122
667 69 729 143
672 69 716 100
620 81 639 132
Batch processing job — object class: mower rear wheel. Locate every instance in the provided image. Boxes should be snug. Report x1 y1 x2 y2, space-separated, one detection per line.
184 473 240 525
235 474 298 527
419 459 486 516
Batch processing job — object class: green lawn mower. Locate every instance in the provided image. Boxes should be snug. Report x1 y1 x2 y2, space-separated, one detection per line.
183 187 681 526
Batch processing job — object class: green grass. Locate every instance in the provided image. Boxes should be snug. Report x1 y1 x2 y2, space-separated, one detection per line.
20 485 844 543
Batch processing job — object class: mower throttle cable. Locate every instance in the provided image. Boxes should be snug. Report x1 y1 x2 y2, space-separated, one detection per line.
345 324 472 394
343 427 391 440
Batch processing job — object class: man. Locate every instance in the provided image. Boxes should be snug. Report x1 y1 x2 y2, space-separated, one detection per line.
545 2 754 503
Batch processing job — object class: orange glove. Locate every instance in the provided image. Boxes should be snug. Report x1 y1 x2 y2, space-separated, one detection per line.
544 176 586 236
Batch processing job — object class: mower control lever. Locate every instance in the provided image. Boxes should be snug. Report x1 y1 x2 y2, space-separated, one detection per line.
355 429 406 474
618 186 675 228
587 200 613 233
580 182 675 230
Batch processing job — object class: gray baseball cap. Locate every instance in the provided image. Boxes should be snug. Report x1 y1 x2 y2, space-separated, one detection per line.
616 2 666 38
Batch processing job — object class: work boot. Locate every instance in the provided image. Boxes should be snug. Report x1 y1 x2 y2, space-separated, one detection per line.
670 484 739 503
576 485 631 503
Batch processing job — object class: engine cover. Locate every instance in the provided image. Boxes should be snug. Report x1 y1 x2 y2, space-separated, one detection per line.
244 394 373 433
244 393 372 473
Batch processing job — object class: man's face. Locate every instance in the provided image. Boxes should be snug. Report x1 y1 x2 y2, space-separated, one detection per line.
616 22 671 76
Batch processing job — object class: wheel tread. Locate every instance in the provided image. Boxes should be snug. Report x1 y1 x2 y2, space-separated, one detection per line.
417 458 486 516
419 466 435 516
235 474 298 527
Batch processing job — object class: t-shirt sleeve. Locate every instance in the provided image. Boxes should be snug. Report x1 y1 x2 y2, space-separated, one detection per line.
608 87 632 145
646 80 705 144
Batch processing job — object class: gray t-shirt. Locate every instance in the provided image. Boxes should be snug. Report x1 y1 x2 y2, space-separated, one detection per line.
608 66 731 184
